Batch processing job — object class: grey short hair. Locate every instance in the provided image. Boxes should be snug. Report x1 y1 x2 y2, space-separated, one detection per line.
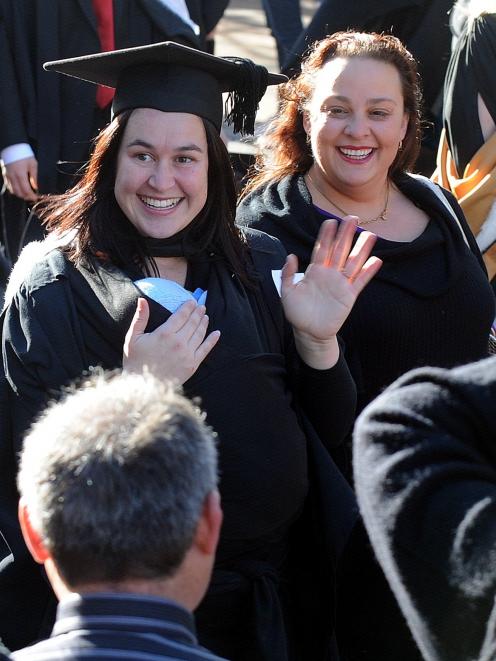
17 370 218 586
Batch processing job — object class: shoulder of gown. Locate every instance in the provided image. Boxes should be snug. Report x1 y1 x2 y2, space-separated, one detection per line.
354 356 496 661
3 235 74 311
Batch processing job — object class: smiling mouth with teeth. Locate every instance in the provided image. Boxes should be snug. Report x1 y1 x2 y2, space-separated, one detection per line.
338 147 374 160
139 195 182 209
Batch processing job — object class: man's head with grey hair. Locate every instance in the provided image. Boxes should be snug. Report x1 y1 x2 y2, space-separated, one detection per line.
17 370 221 604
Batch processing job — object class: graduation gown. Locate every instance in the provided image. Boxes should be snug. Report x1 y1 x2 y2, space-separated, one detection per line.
432 12 496 286
0 229 358 658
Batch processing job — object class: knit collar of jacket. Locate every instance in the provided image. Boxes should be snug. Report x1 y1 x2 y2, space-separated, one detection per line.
237 172 481 298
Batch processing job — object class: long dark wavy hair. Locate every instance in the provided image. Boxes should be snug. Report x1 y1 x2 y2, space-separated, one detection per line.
241 31 423 198
35 110 250 281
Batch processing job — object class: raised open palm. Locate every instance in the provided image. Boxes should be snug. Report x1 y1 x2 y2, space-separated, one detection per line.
281 217 382 340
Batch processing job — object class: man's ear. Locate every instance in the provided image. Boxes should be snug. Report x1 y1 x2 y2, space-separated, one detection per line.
18 499 50 564
194 490 223 556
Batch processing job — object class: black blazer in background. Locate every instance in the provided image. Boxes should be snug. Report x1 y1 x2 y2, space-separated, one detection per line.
283 0 453 115
0 0 200 194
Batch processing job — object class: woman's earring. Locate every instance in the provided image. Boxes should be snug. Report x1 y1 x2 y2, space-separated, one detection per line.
398 139 403 151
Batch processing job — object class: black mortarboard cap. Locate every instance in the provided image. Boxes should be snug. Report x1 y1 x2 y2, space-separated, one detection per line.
44 41 286 135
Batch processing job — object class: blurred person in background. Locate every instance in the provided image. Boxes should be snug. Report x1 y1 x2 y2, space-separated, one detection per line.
433 1 496 290
261 0 303 69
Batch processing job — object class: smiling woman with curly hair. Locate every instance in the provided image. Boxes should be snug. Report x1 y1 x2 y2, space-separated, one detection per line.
239 31 494 419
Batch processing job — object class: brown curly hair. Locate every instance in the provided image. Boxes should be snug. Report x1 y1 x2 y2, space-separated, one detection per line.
242 31 423 198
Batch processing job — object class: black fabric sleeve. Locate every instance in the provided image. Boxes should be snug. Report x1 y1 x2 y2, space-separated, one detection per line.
0 7 29 150
3 278 88 450
247 228 357 451
353 357 496 661
297 344 356 452
247 228 358 452
200 0 229 33
0 278 89 649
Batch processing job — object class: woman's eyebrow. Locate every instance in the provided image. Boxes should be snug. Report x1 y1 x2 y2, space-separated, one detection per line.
174 143 204 152
322 95 349 103
321 95 397 105
125 139 203 152
125 139 155 149
368 97 397 105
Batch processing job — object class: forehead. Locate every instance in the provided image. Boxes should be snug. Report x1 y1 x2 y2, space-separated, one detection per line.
310 56 404 103
122 108 207 145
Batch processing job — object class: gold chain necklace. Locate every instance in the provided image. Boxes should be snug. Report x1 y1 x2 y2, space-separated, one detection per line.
306 172 390 225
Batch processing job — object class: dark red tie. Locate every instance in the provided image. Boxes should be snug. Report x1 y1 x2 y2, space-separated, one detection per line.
92 0 115 108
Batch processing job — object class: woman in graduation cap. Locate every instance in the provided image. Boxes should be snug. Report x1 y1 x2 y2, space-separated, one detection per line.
0 42 381 658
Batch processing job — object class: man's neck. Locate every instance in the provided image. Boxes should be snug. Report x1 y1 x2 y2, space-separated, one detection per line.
68 577 190 609
45 550 209 613
48 562 200 612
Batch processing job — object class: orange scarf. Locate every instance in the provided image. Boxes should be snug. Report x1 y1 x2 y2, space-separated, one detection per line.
433 128 496 280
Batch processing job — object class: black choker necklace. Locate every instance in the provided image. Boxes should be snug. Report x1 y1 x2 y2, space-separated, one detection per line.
145 236 190 258
144 222 206 259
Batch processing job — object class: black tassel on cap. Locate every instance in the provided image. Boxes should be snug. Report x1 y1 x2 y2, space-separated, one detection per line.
223 58 269 136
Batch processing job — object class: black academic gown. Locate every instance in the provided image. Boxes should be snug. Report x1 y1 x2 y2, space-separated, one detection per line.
443 12 496 175
0 229 358 658
354 356 496 661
